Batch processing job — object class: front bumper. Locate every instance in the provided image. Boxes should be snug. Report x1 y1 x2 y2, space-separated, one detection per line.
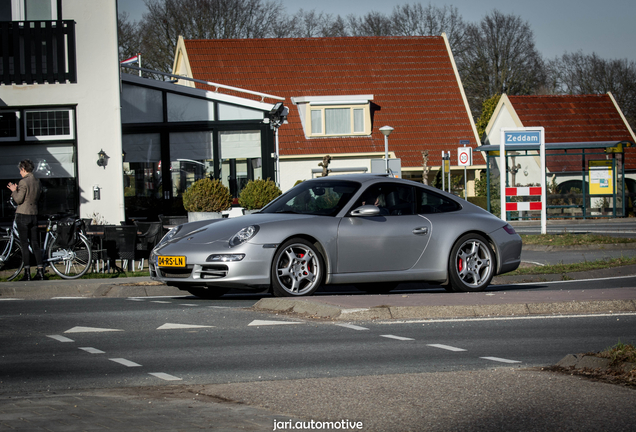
149 242 276 289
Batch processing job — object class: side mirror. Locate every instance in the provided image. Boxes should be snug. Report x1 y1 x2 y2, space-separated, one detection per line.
350 205 381 217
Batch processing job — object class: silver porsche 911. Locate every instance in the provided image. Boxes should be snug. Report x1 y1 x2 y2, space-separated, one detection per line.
149 174 521 298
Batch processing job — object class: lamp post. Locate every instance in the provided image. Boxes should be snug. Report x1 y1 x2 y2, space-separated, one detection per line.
379 126 394 174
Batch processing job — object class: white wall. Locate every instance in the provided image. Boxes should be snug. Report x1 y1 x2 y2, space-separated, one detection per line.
0 0 124 224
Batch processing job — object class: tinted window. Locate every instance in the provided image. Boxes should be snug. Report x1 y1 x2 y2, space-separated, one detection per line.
416 188 461 214
353 183 415 216
262 180 360 216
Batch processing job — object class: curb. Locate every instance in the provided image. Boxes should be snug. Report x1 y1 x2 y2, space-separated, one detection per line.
253 298 636 321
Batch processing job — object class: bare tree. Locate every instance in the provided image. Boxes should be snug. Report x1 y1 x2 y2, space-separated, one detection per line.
390 3 466 53
549 51 636 129
128 0 286 73
118 12 143 61
348 11 393 36
457 10 546 116
286 9 343 38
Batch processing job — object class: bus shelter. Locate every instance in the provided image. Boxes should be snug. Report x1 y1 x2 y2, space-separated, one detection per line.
477 141 633 220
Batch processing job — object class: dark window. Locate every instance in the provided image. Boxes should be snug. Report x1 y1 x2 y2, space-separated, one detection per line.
0 112 18 139
354 183 416 216
416 188 461 214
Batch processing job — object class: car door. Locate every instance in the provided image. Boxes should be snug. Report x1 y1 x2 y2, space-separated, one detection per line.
336 183 432 273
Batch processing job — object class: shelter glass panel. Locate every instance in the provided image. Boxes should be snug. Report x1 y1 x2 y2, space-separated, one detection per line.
121 83 163 124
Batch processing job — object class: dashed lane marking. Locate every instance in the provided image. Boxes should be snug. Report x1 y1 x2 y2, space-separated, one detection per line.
65 326 123 333
157 323 214 330
480 356 522 364
151 301 172 304
47 335 74 343
380 335 415 341
79 347 105 354
109 358 142 367
427 344 467 352
335 323 369 331
248 320 303 326
149 372 182 381
179 304 199 307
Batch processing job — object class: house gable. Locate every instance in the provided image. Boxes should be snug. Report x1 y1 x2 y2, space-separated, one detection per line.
175 35 483 170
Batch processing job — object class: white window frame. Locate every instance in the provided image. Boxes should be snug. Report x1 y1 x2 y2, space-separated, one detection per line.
292 95 373 138
24 108 74 141
0 110 20 142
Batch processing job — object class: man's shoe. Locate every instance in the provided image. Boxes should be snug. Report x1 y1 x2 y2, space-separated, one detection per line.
34 268 47 281
18 268 31 281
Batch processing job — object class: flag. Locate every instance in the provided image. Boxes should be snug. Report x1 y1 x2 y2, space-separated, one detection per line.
120 55 139 65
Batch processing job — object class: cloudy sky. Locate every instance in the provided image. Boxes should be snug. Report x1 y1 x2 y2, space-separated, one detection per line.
117 0 636 62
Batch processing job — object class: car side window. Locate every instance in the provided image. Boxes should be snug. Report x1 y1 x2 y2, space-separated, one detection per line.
354 183 415 216
417 188 461 214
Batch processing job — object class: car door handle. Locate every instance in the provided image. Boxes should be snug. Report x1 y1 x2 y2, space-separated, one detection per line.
413 227 429 235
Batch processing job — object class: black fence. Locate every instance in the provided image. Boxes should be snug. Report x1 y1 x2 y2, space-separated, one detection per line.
0 20 76 85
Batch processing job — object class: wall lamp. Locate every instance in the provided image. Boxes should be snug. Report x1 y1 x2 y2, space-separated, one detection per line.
97 149 108 168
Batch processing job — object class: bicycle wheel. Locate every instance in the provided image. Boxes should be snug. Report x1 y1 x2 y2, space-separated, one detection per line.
47 234 92 279
0 237 24 281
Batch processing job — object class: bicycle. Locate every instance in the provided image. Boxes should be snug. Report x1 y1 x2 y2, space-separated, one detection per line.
0 199 92 280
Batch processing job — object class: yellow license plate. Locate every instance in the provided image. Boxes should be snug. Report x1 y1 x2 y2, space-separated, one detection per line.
157 256 186 267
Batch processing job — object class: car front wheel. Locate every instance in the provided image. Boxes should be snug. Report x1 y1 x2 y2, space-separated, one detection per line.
448 234 495 292
271 238 324 297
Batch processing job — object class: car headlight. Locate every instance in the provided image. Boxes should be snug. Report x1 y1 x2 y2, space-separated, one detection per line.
157 225 182 246
229 225 260 247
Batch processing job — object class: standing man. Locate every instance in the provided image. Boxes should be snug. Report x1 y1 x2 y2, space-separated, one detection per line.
7 160 46 281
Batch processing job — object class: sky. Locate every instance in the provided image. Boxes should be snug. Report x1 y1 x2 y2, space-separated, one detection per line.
117 0 636 62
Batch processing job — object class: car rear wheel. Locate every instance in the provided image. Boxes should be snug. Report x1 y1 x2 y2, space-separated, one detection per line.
271 238 324 297
448 234 495 292
186 287 230 299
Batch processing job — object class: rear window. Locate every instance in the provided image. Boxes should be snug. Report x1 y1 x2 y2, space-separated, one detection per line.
417 188 461 214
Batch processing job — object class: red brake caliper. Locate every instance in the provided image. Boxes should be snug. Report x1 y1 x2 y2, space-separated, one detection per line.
458 257 463 272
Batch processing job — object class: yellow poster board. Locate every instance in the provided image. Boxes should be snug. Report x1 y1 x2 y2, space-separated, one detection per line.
589 160 613 195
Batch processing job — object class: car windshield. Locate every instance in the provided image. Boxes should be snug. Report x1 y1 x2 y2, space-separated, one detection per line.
261 180 360 216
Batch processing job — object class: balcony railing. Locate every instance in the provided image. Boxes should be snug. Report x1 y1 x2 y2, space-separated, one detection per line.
0 20 77 85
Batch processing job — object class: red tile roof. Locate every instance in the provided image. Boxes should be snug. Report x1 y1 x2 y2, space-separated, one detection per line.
507 94 636 171
182 36 482 168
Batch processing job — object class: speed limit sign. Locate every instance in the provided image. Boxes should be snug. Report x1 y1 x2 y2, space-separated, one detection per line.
458 147 472 166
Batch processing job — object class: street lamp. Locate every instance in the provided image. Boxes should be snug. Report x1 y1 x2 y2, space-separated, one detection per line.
379 126 394 174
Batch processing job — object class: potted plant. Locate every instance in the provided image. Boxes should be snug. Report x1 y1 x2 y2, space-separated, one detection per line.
183 178 233 222
238 178 282 214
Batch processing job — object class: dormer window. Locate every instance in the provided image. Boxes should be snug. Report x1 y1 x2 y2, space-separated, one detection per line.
292 95 373 138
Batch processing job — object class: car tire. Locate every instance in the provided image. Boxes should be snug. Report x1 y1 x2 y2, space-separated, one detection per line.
448 234 495 292
271 238 324 297
186 287 230 299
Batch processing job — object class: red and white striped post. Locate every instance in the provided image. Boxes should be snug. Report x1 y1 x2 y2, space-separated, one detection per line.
499 128 547 234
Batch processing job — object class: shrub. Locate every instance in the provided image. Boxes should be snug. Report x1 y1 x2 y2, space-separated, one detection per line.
182 178 232 213
238 178 282 210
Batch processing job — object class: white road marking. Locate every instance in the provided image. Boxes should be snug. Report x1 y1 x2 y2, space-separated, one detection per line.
380 335 415 341
151 301 172 304
79 347 105 354
109 358 142 367
480 356 522 364
65 326 123 333
335 323 369 331
248 320 303 326
179 304 199 307
47 335 74 343
149 372 182 381
0 298 23 301
127 298 145 302
157 323 214 330
427 344 467 352
51 297 89 300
